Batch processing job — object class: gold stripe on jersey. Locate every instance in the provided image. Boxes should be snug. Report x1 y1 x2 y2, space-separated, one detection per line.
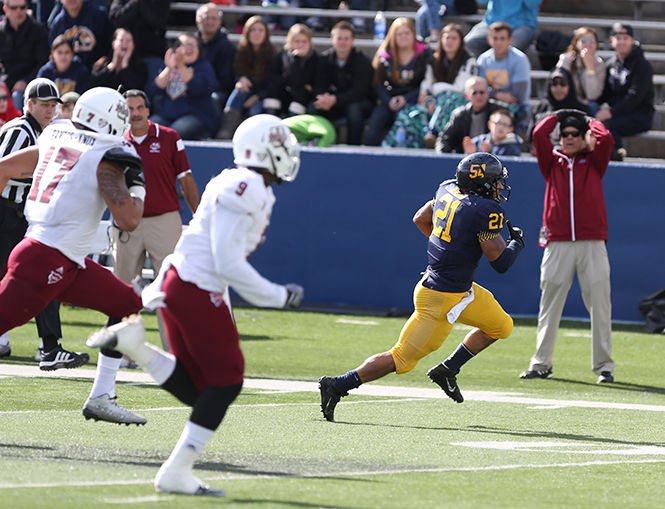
389 277 513 374
477 230 501 242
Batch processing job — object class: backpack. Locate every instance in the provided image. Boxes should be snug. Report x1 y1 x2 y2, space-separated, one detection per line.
638 288 665 333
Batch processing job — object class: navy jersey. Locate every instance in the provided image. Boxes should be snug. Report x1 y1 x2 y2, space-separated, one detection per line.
424 179 505 292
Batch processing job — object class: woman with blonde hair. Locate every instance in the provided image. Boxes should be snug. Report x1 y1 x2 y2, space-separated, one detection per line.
218 16 276 138
556 26 606 113
263 23 318 118
364 17 432 146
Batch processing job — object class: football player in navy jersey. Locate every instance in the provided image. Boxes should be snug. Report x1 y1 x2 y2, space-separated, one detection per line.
319 152 525 421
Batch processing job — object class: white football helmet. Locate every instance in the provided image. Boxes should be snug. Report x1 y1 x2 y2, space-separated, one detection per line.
72 87 130 137
232 114 300 182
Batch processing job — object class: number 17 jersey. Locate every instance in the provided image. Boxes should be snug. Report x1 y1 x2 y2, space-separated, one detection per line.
425 179 504 293
25 120 138 267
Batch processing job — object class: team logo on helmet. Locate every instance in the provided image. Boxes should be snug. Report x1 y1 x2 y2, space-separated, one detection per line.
268 125 288 145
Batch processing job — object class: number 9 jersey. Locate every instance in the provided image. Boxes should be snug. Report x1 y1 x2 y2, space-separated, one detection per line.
424 179 505 293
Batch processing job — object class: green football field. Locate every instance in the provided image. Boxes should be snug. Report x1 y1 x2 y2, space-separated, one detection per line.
1 305 664 508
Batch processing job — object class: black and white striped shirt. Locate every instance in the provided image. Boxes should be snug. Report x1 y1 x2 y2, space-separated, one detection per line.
0 114 42 205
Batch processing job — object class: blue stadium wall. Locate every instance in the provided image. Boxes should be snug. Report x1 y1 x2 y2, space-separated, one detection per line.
183 142 665 323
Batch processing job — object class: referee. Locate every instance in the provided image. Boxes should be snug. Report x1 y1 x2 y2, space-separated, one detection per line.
0 78 89 370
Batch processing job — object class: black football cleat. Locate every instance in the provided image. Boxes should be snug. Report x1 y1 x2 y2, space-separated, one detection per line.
318 376 346 422
427 363 464 403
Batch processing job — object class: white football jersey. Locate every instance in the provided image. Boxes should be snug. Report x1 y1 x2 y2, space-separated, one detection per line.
143 167 287 309
25 120 139 266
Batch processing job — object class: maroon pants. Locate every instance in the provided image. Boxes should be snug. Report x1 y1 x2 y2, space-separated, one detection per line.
0 238 142 335
160 267 244 391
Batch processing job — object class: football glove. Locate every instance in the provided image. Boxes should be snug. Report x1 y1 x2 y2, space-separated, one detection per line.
284 283 304 308
506 220 525 248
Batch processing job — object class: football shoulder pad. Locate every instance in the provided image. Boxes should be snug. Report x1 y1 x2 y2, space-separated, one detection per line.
102 146 143 173
214 168 271 215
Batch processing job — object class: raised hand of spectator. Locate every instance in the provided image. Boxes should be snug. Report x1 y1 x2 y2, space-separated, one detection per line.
480 139 492 153
579 47 595 70
462 136 476 154
164 48 177 70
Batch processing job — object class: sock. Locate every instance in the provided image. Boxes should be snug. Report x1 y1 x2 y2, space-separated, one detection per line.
335 370 362 393
88 352 122 399
0 331 8 346
443 343 475 373
42 334 59 352
163 421 215 472
143 348 176 385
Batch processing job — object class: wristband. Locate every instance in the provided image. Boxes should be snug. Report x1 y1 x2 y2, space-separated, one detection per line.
129 185 146 201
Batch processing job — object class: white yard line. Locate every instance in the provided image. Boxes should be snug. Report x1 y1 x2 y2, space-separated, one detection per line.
2 364 665 414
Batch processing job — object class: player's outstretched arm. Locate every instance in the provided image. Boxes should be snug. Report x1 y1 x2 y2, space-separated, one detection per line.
480 220 525 274
413 200 434 237
0 146 39 190
97 160 144 232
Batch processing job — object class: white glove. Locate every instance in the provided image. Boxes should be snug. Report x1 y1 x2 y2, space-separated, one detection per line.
284 283 304 308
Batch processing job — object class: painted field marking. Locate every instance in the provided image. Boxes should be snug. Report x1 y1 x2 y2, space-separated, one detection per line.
2 364 665 413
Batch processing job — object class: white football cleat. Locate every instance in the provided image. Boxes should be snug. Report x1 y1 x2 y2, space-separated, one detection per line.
82 393 147 426
86 315 145 353
154 465 225 497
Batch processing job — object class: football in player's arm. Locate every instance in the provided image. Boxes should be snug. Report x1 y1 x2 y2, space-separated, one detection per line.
319 152 524 422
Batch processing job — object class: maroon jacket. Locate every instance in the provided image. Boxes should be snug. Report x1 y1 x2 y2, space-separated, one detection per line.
532 114 614 243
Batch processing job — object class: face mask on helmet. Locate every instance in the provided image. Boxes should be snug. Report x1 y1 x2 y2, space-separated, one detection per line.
455 152 510 202
72 87 130 137
233 114 300 182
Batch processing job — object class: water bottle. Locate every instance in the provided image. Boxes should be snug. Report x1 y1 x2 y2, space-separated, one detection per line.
395 126 406 147
374 11 386 41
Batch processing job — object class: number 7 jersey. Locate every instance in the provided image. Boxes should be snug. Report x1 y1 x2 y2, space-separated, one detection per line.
425 179 505 293
25 119 139 267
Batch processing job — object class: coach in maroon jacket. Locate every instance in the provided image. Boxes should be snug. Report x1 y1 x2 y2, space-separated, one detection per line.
520 109 615 384
113 89 200 350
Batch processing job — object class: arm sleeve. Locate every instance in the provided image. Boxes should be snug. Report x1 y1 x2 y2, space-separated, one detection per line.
587 119 614 174
209 205 287 308
531 114 557 177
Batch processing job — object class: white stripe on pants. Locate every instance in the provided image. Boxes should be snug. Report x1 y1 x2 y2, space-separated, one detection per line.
530 240 614 375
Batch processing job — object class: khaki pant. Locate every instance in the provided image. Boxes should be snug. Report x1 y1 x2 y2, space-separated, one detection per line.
111 211 183 351
111 210 182 284
530 240 614 375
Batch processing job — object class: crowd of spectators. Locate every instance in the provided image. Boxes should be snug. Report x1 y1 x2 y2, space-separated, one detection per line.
0 1 658 158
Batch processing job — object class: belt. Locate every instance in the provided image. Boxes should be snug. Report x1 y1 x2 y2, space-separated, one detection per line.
0 197 24 210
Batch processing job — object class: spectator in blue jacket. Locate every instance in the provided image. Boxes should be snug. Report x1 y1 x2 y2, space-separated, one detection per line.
48 0 113 68
148 33 219 140
365 17 432 146
464 0 542 57
195 3 236 107
37 34 90 95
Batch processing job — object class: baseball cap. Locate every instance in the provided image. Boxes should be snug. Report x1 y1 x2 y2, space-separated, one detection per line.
560 114 588 133
25 78 62 103
60 91 80 104
610 23 634 37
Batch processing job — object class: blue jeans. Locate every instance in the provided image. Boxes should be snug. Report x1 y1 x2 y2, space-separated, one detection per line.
365 102 397 146
150 113 210 141
225 89 264 117
464 21 536 56
416 0 456 39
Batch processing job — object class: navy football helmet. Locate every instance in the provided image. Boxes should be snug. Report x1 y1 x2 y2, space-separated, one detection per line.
455 152 510 202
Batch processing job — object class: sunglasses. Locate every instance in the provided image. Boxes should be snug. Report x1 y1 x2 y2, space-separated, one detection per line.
561 130 581 138
0 96 8 101
579 37 596 44
471 89 487 95
551 80 568 87
6 4 28 10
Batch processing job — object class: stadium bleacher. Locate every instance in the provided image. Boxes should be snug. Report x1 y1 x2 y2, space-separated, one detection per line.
168 0 665 158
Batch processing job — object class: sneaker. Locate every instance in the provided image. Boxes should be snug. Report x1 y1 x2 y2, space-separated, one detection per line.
155 465 225 497
33 348 43 362
39 345 89 371
519 368 553 379
427 363 464 403
0 344 10 358
597 371 614 384
86 315 145 353
318 376 346 422
82 393 147 425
